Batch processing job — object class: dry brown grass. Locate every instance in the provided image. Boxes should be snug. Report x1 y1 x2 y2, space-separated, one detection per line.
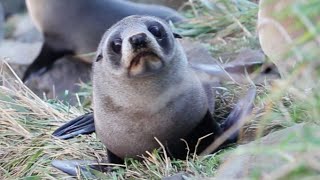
0 61 106 179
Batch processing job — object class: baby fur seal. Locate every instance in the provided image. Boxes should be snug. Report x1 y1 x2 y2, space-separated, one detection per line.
23 0 184 82
93 15 212 160
52 15 256 176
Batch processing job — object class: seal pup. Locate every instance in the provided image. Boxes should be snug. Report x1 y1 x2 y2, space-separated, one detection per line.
52 15 256 176
23 0 184 82
92 15 215 160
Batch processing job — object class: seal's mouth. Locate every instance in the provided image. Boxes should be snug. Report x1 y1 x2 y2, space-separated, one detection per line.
130 51 159 66
128 51 164 77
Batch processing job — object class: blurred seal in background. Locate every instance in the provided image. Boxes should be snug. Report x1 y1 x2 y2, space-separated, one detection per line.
22 0 184 82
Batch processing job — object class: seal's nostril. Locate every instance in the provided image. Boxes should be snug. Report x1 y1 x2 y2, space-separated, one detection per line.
129 33 147 49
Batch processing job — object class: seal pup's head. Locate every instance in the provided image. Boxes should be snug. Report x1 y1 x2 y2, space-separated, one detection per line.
94 15 184 78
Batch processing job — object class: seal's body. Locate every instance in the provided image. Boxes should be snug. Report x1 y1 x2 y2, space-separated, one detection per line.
93 16 209 159
51 16 256 176
23 0 184 81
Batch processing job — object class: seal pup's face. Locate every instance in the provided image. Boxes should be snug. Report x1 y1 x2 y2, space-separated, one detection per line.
95 15 182 78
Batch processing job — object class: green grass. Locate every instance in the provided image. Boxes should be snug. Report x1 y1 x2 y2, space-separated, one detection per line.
175 0 260 58
1 0 320 179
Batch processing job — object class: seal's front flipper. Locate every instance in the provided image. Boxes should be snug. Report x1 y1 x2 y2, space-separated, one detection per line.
199 86 256 155
52 160 111 178
52 113 95 140
220 86 256 143
52 160 96 177
52 150 123 176
107 149 124 164
167 110 223 159
22 43 73 82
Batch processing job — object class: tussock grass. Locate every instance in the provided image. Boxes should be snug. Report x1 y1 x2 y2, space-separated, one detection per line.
0 62 106 179
176 0 260 58
0 62 228 179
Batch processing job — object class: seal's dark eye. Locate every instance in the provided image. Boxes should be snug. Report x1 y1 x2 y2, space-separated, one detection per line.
148 26 162 38
111 38 122 54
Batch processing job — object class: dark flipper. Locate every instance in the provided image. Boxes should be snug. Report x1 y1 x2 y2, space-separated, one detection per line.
52 160 114 178
107 149 124 165
52 149 123 177
167 110 222 159
52 160 97 177
52 113 95 140
220 86 256 143
200 86 256 155
168 86 256 158
22 42 73 82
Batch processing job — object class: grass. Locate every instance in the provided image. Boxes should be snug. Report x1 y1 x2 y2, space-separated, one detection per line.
0 62 106 179
1 0 320 179
0 62 229 179
175 0 260 59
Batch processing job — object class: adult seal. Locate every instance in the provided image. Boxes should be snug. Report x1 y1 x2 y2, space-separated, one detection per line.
23 0 184 81
52 15 256 176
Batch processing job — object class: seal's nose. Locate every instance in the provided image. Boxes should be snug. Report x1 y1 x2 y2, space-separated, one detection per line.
129 33 147 49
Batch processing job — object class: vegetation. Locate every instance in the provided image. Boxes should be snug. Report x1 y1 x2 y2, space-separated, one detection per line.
1 0 319 179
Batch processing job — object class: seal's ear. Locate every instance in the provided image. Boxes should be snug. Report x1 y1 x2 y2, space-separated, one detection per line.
173 33 182 39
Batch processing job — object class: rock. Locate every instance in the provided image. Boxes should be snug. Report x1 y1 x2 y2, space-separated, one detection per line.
5 13 42 41
130 0 187 9
0 40 42 65
0 14 43 66
215 123 319 179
